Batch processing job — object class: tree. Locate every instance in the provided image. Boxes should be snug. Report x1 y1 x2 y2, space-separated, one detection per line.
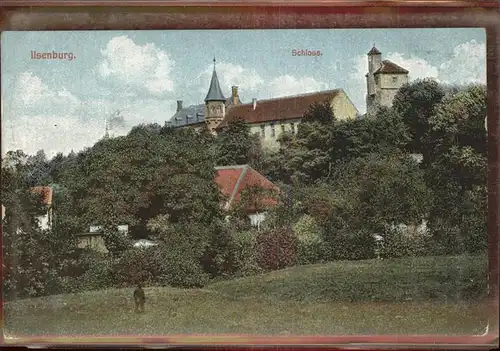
302 101 335 124
392 78 446 155
310 152 432 261
58 125 224 236
1 156 66 299
215 117 264 168
421 85 487 254
265 102 337 184
146 214 212 287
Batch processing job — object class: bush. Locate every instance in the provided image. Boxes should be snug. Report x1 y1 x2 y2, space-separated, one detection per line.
114 247 167 286
293 215 325 264
322 226 376 261
380 224 432 259
230 229 263 277
102 227 133 257
202 225 237 279
74 252 118 292
256 226 298 271
157 253 211 288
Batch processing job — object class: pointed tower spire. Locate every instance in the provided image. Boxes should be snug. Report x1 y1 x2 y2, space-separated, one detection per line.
104 115 109 139
205 57 226 102
367 44 381 55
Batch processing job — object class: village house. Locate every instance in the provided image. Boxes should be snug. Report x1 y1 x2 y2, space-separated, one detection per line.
77 232 109 253
78 165 279 252
2 186 54 231
31 186 54 231
76 225 129 253
167 59 359 149
214 164 280 229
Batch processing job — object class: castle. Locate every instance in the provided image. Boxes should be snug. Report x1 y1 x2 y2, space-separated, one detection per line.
167 46 409 147
365 45 409 117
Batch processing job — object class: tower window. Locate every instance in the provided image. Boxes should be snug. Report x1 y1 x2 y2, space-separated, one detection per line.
392 76 397 83
281 124 286 133
290 123 296 134
260 125 265 137
271 123 276 137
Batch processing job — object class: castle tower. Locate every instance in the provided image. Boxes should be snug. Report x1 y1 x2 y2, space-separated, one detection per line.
204 57 226 134
365 45 409 117
366 45 382 117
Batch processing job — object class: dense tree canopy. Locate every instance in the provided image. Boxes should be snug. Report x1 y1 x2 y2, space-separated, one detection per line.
1 79 488 299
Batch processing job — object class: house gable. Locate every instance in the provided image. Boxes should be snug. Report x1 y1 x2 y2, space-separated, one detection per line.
214 165 279 212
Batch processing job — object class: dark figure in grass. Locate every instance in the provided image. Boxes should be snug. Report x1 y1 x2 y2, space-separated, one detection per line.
133 283 146 313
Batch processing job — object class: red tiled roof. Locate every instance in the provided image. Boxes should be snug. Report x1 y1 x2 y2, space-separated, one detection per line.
31 186 53 206
218 89 342 128
374 60 409 74
214 165 280 212
214 167 245 199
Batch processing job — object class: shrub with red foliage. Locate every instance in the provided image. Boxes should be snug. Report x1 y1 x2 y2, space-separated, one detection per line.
256 226 298 271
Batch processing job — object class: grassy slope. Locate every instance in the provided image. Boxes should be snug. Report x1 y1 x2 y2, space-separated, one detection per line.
209 254 489 303
3 255 489 337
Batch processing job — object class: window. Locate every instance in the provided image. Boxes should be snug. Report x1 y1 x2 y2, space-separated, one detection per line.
260 124 265 137
290 123 296 134
281 124 286 134
271 123 276 137
392 76 398 83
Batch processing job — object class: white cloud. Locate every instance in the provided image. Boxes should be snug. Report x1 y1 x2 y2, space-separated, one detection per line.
266 75 327 98
3 71 177 157
3 114 104 157
385 52 439 81
438 40 486 85
12 71 81 115
196 62 326 102
98 36 175 95
197 62 264 97
3 98 177 157
347 55 371 114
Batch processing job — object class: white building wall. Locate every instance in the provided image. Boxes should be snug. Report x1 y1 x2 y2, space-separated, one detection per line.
378 74 409 108
248 212 267 229
37 214 50 231
249 119 301 150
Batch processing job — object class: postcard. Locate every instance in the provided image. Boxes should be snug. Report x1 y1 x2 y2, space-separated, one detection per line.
1 28 490 340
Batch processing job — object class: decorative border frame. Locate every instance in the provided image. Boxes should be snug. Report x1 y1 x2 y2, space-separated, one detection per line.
0 1 498 348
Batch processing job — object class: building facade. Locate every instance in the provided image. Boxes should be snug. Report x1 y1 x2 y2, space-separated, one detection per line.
31 186 54 231
365 45 409 117
167 59 359 149
214 164 280 229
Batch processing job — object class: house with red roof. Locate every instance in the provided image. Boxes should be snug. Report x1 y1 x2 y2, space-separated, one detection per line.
30 186 54 230
214 164 280 228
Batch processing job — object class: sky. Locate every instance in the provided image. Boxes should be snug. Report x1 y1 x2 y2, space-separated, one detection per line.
1 28 486 158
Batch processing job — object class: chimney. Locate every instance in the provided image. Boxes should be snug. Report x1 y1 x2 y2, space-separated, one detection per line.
176 100 183 112
252 98 257 110
231 86 240 105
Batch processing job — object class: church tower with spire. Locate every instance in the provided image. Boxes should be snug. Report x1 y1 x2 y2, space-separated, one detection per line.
204 57 226 134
